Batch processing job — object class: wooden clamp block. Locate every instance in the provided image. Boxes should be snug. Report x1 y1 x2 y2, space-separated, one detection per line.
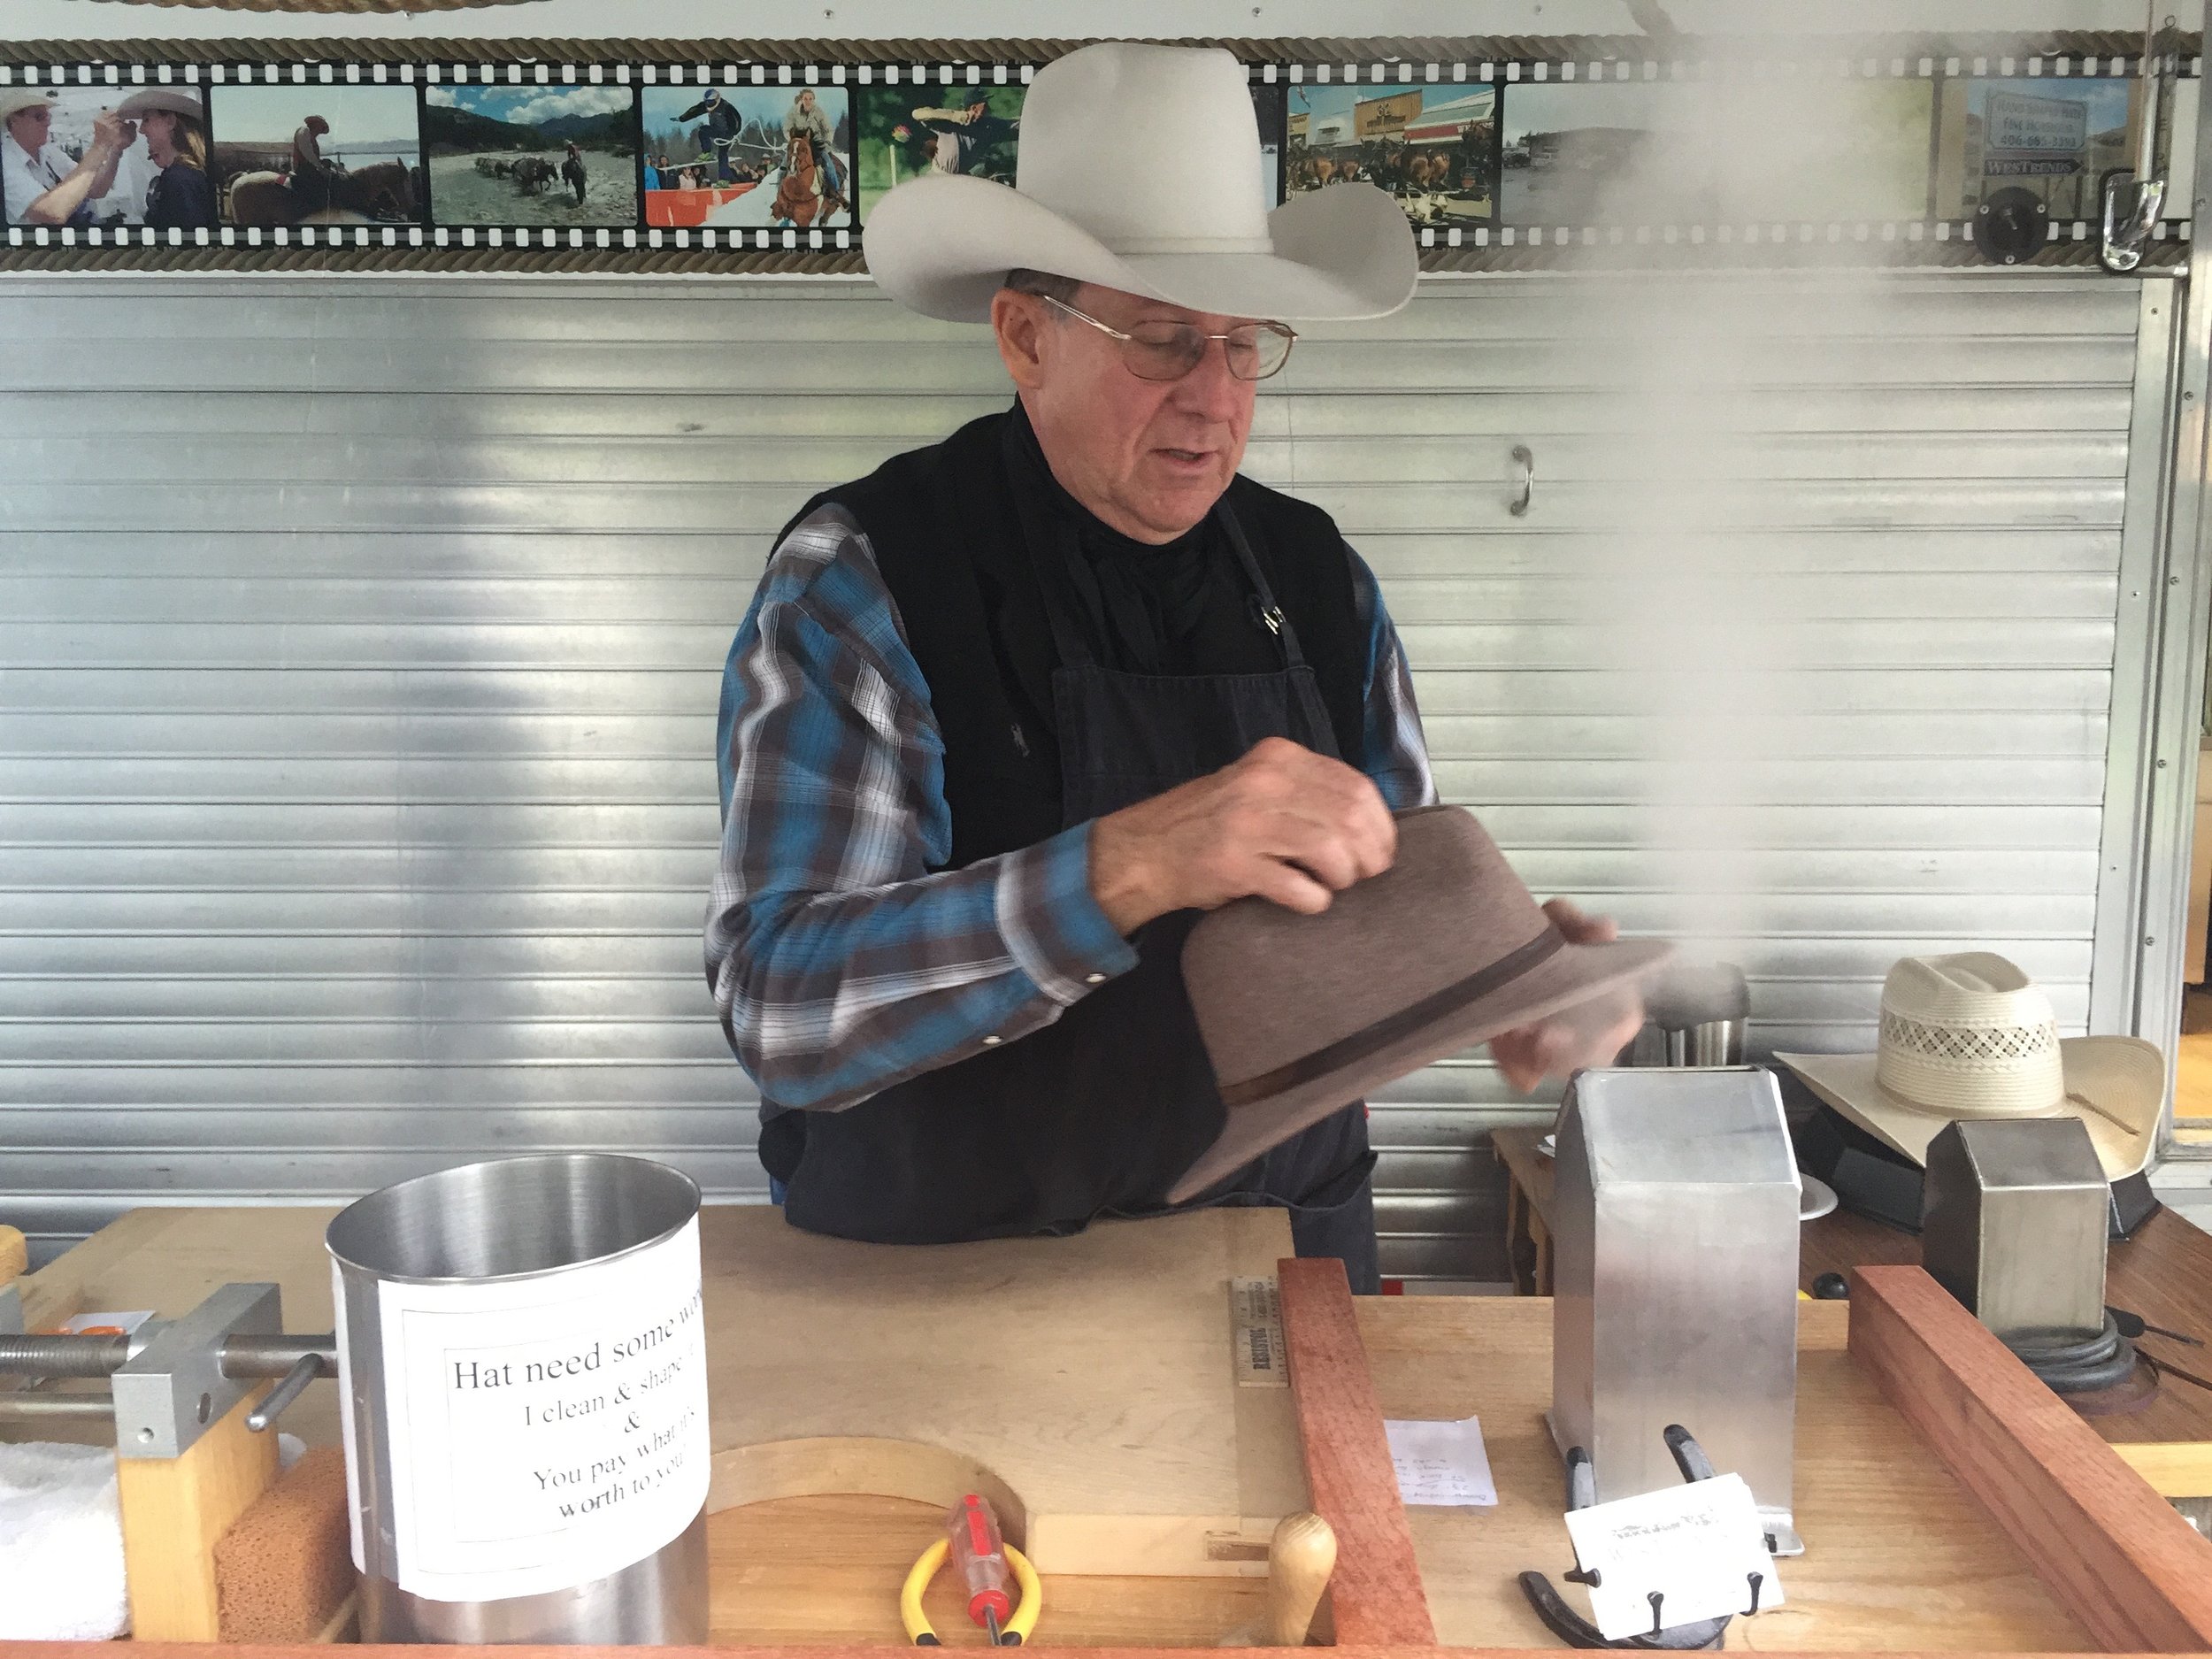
116 1381 280 1642
1848 1263 2212 1653
1277 1257 1435 1647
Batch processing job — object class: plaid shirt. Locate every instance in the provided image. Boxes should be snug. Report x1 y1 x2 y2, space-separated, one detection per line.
707 501 1437 1116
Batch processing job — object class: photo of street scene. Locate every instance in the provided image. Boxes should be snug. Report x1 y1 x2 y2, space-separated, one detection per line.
1935 77 2135 222
3 86 219 232
207 83 424 228
1502 79 1932 226
641 85 850 230
422 84 638 227
855 83 1024 216
1286 83 1496 228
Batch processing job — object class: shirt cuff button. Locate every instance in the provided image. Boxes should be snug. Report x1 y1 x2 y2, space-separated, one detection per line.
1085 972 1106 985
982 1034 1002 1046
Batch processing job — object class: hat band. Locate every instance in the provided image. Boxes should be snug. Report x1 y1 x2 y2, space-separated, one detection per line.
1217 926 1565 1108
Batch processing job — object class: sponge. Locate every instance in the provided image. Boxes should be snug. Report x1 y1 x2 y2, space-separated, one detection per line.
212 1446 356 1642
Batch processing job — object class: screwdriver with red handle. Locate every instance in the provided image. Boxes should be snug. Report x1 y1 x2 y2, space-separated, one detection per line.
949 1493 1016 1646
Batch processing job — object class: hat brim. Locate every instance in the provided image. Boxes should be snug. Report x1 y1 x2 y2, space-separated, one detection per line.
1164 936 1672 1205
1773 1038 2164 1181
862 173 1419 324
0 91 56 122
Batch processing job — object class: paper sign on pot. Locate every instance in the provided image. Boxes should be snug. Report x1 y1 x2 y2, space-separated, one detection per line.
360 1215 711 1603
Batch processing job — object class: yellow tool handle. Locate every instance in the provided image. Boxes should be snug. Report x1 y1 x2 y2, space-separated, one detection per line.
900 1537 1041 1646
0 1225 27 1288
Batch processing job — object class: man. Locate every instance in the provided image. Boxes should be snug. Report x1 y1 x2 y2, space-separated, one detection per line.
290 114 337 215
784 88 845 206
904 94 1019 178
561 141 588 208
3 91 130 229
676 88 743 183
706 43 1636 1289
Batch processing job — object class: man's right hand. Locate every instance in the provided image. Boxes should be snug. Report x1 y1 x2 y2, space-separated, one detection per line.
1087 736 1397 935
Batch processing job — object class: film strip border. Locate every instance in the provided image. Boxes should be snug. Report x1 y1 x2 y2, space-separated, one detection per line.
0 39 2200 273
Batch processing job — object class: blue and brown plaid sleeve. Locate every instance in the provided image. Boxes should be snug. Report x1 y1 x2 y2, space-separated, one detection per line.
1348 544 1439 812
706 505 1136 1113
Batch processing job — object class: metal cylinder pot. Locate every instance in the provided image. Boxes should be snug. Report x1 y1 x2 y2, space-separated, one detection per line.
327 1155 711 1644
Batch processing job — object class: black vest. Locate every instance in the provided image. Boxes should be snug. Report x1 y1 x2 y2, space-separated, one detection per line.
756 410 1373 1242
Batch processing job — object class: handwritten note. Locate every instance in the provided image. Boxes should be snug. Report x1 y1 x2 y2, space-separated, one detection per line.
1561 1472 1781 1640
1384 1416 1497 1507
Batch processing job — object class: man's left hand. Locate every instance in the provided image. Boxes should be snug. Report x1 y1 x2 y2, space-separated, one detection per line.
1487 899 1645 1093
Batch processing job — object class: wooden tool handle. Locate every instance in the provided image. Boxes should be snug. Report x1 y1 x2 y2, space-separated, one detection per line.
0 1225 27 1289
1265 1509 1337 1647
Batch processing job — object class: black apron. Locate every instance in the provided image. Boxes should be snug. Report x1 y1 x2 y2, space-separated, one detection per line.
759 414 1379 1292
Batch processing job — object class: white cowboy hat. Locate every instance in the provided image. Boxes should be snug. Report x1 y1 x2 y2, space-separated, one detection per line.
1776 952 2164 1181
863 42 1417 324
115 88 205 122
0 89 57 123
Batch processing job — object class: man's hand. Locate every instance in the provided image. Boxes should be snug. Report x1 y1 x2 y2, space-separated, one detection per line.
1488 899 1645 1092
1088 736 1397 934
88 110 134 158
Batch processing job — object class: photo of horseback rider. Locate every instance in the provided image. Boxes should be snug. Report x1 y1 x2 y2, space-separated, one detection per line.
784 88 846 207
561 140 588 207
289 113 338 215
674 87 743 182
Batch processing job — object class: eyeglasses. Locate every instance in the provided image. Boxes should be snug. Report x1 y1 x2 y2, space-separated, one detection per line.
1037 294 1298 382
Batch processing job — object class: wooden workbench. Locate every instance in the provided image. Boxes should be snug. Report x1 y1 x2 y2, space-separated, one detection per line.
4 1206 2130 1650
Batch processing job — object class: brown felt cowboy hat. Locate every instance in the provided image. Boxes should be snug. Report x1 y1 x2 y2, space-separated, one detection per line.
1166 806 1672 1203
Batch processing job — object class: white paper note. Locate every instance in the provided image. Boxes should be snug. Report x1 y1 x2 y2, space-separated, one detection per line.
1384 1416 1497 1507
1561 1472 1782 1641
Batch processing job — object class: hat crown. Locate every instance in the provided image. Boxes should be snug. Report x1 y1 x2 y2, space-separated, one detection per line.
1183 808 1554 1089
1015 42 1274 257
1873 952 2066 1116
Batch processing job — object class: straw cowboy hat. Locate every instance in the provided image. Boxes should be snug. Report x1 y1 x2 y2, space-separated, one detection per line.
114 88 205 122
1166 807 1671 1202
864 41 1418 325
0 89 57 123
1777 953 2163 1181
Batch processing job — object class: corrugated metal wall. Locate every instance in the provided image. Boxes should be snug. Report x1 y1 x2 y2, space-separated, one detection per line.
0 273 2144 1278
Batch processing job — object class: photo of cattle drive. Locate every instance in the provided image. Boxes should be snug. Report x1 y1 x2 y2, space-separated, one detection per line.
1287 83 1495 228
641 85 851 230
208 83 425 227
423 84 640 227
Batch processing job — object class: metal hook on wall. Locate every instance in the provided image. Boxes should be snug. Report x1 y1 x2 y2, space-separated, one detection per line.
1510 444 1535 517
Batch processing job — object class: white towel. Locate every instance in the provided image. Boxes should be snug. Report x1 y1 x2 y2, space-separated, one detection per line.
0 1442 129 1640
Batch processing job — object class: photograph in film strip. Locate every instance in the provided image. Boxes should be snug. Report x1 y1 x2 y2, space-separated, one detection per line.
209 82 426 227
642 82 850 230
1498 77 1932 227
1286 82 1498 227
3 85 216 231
425 84 641 229
854 81 1024 218
0 50 2200 261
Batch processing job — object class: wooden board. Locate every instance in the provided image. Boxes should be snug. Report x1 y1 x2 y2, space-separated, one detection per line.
1847 1266 2212 1653
114 1384 280 1642
1277 1259 1433 1647
1353 1295 2090 1653
7 1204 1308 1580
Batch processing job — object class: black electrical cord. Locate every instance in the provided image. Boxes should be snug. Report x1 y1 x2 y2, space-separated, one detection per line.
2002 1312 2139 1394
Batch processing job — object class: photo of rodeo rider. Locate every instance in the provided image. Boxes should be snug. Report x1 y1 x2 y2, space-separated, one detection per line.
902 94 1022 177
784 88 845 204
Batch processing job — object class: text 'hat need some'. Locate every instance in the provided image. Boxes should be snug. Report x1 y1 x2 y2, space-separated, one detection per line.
1168 806 1671 1203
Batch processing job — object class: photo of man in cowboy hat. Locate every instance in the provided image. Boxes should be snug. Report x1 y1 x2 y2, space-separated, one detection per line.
2 88 132 229
706 42 1639 1287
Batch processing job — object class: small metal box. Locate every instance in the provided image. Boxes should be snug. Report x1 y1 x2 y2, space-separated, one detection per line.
1922 1118 2108 1342
1551 1066 1802 1552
